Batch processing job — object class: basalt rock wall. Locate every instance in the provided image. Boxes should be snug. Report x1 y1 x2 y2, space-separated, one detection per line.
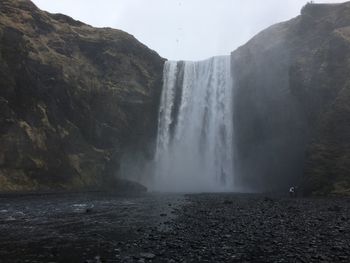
232 2 350 195
0 0 164 191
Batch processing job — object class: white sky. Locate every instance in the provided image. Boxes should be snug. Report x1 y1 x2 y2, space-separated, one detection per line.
32 0 343 60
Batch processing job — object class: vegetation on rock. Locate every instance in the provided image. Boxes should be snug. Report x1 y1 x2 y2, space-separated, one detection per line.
0 0 164 192
232 1 350 195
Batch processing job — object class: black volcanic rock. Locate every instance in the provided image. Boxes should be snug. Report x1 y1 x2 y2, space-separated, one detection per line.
232 2 350 195
0 0 164 191
2 0 350 196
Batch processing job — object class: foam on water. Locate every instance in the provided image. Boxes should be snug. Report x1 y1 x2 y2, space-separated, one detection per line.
153 56 235 192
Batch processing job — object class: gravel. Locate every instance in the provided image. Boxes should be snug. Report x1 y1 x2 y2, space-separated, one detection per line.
0 193 349 262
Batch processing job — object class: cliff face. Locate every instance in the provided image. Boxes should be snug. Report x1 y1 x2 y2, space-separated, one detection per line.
232 2 350 195
2 0 350 195
0 0 164 191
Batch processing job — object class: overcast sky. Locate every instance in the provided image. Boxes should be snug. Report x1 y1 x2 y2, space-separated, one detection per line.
32 0 342 61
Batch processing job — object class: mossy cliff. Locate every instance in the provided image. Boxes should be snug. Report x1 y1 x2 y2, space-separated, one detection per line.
2 0 350 195
232 2 350 195
0 0 164 191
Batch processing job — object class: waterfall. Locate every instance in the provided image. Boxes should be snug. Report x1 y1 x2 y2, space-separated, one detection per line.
153 56 235 192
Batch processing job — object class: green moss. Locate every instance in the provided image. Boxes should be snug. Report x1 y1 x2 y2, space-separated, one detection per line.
0 0 164 192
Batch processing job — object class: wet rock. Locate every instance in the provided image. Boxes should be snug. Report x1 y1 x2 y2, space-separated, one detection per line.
5 216 16 221
263 197 274 202
328 205 342 212
0 193 349 262
140 252 156 259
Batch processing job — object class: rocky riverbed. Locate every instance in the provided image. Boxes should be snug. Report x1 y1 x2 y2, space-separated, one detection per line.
0 193 349 262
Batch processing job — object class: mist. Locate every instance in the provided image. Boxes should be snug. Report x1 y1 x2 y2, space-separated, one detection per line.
2 0 350 260
32 0 342 61
27 0 347 194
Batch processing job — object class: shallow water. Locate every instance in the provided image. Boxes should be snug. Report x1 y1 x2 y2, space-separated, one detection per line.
0 192 185 262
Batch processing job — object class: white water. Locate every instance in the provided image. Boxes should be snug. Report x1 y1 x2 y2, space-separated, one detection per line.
152 56 235 192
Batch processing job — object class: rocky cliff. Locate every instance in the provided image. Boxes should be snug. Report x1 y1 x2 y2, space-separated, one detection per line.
2 0 350 195
0 0 164 191
232 2 350 195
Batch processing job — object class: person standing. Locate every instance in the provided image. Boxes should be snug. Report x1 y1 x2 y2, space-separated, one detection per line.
289 186 295 197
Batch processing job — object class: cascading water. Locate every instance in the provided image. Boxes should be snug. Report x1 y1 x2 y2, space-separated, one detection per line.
153 56 235 192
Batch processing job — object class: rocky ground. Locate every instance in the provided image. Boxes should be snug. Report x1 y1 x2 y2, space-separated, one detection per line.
0 193 349 263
